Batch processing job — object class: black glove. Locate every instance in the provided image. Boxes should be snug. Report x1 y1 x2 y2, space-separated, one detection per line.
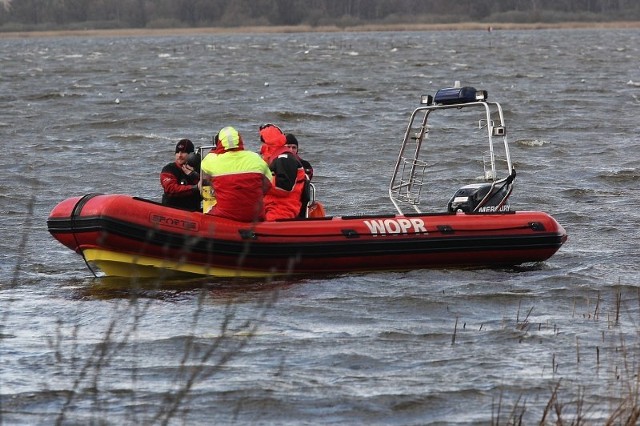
186 152 201 173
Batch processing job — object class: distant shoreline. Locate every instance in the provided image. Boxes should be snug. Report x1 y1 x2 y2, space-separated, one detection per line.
1 20 639 39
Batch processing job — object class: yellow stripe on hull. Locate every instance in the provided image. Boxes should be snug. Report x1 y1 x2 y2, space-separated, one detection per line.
82 248 278 278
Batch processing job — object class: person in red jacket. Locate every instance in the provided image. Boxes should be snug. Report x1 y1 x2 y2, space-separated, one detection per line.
201 126 272 222
259 124 306 221
160 138 201 211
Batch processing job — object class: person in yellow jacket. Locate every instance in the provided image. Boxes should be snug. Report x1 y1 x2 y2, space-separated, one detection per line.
200 126 272 222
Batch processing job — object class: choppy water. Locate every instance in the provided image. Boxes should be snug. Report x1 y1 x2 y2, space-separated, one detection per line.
1 28 639 424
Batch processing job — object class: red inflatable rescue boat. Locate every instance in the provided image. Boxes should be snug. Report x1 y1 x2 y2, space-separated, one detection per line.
48 85 567 278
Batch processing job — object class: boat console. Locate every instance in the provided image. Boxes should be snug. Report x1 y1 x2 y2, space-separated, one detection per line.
389 83 515 215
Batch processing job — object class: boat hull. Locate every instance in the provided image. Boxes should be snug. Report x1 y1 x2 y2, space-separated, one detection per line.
47 194 567 278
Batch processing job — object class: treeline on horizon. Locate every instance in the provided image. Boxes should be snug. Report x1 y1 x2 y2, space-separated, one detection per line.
1 0 639 31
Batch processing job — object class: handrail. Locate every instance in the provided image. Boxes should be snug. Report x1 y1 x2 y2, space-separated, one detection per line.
389 93 514 215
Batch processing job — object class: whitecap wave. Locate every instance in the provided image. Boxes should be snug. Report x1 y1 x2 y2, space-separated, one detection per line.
514 138 549 147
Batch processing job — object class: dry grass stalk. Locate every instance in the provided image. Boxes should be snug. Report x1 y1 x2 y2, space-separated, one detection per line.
452 316 458 345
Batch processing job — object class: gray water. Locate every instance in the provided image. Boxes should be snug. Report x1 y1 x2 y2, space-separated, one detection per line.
1 28 639 424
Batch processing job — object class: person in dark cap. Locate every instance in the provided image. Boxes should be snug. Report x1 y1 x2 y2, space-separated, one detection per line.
284 133 325 218
285 133 313 180
160 138 201 211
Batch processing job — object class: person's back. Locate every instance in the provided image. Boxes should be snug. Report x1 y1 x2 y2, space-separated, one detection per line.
259 124 306 221
201 127 272 222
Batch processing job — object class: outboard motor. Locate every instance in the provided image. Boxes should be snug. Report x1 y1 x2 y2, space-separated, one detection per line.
447 170 516 213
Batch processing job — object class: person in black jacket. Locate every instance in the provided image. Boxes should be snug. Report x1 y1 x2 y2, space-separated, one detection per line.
160 138 201 211
285 133 313 180
284 132 323 217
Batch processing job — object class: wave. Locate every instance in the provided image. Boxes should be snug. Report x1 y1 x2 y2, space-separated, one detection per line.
597 168 640 183
514 138 550 147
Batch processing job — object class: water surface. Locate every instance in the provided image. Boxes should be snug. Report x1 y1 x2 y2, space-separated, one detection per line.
1 28 639 424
